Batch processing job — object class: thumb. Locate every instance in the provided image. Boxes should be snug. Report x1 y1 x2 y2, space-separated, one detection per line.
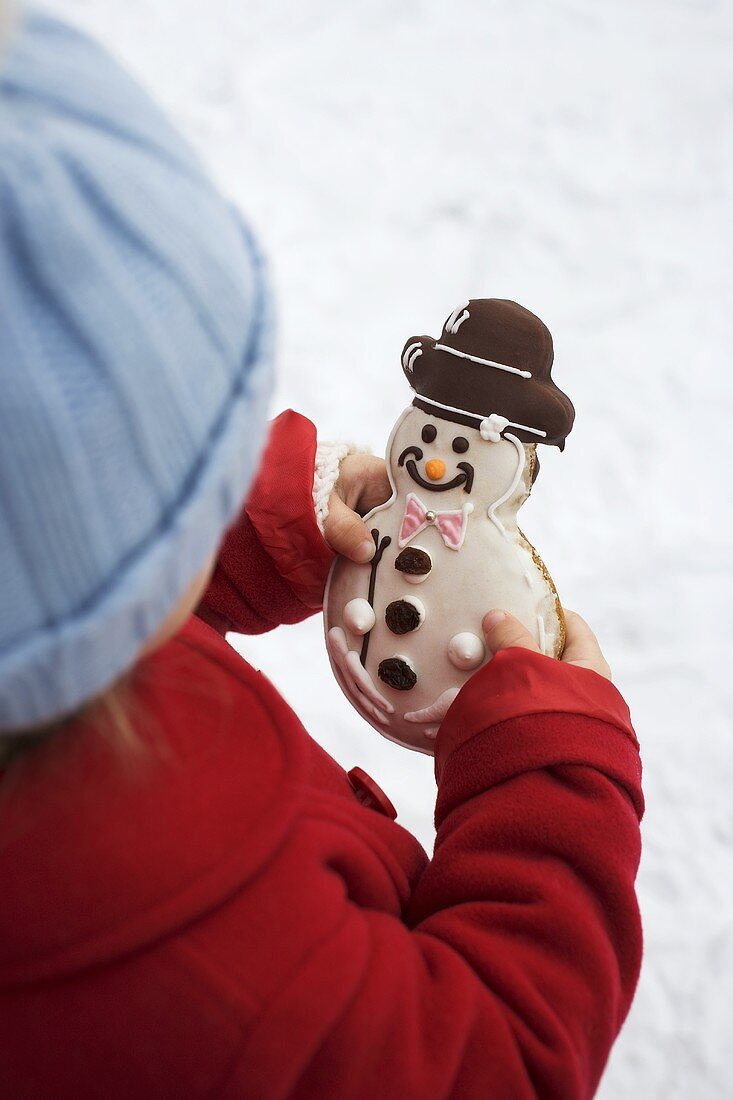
482 609 541 656
322 492 376 564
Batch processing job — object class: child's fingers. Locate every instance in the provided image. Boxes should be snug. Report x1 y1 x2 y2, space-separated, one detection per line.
561 609 612 680
337 454 391 515
357 457 391 514
482 610 541 656
323 493 376 564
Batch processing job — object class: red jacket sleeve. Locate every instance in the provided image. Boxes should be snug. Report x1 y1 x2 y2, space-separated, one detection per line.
196 410 335 635
225 651 643 1100
405 652 644 1098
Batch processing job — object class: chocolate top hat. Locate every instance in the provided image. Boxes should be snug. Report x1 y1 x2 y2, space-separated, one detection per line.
401 299 575 449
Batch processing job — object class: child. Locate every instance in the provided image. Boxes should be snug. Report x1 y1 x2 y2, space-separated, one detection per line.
0 10 643 1100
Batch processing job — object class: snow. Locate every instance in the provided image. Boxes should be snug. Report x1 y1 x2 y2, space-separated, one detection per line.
46 1 733 1095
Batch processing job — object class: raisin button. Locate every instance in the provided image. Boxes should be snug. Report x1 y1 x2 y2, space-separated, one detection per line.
385 598 423 634
394 547 431 577
378 657 417 690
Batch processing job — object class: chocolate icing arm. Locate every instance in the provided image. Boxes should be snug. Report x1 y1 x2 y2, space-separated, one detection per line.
359 529 391 667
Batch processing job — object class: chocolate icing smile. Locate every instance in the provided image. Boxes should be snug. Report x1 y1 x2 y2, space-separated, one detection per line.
398 445 474 494
398 445 424 466
405 459 474 494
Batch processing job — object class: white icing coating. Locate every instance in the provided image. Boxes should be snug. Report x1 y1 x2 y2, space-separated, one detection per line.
487 432 526 537
403 341 423 373
327 627 394 723
323 403 565 756
404 686 460 724
479 413 509 442
445 302 470 334
408 348 422 372
537 614 547 656
497 416 546 438
345 650 392 715
343 597 376 635
447 632 485 670
434 342 532 379
415 394 547 438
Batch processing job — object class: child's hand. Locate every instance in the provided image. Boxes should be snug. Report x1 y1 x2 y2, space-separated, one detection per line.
482 608 612 681
323 455 392 564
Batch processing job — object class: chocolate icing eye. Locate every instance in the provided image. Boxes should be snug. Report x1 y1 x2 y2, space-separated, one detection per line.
421 424 437 444
452 436 469 454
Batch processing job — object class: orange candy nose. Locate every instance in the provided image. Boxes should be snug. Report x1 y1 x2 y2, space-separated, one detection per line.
425 458 446 480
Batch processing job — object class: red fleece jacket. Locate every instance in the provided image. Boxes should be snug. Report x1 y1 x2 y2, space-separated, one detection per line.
0 410 643 1100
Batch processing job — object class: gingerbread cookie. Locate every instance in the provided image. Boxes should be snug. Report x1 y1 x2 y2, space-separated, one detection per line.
324 299 574 754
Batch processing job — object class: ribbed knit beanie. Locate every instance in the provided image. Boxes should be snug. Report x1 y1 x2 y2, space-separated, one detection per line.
0 10 274 731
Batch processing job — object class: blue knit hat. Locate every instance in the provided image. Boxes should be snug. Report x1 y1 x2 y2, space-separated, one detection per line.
0 10 275 731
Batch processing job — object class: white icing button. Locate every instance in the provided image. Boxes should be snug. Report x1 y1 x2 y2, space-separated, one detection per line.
447 632 486 671
343 598 376 636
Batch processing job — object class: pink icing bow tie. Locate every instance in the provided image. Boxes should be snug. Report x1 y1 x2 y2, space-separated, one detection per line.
399 493 473 551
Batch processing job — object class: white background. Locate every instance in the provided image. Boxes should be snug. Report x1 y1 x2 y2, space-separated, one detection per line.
52 1 733 1095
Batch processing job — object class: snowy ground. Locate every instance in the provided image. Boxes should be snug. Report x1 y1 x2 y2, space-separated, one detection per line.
50 1 733 1095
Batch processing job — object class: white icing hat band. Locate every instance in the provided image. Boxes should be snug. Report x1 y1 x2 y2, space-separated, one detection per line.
433 342 532 380
412 395 547 439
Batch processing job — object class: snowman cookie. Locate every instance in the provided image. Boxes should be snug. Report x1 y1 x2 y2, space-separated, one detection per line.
324 298 575 755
